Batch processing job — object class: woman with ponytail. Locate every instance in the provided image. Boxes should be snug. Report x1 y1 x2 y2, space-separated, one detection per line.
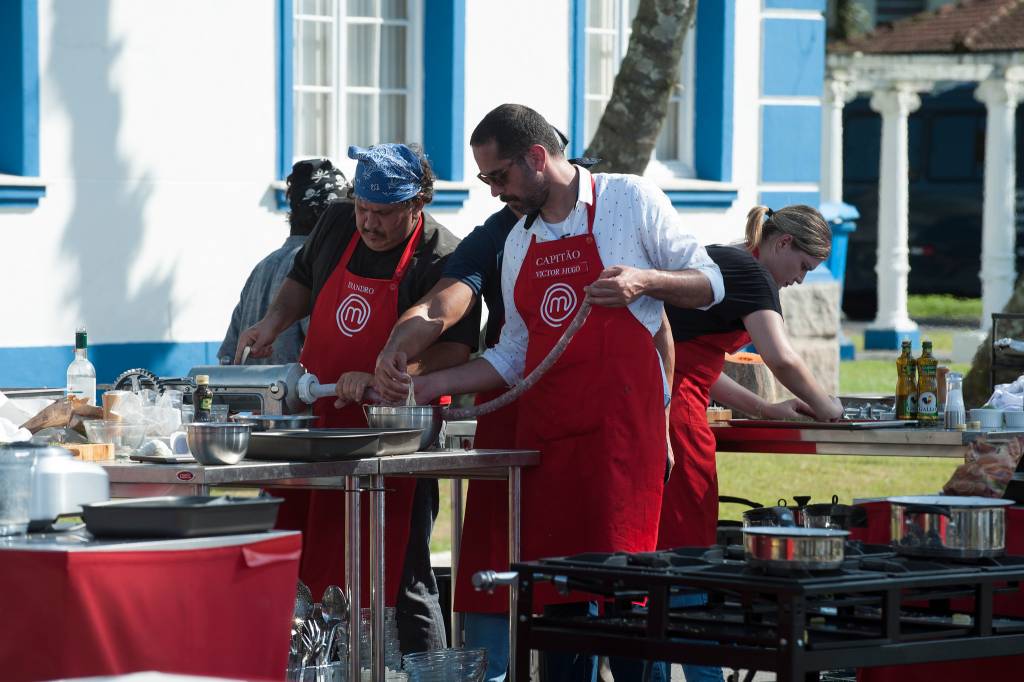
658 204 844 550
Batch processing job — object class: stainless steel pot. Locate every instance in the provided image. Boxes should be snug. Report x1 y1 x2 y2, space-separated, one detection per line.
742 526 849 571
888 495 1014 558
801 495 869 531
363 405 444 451
229 412 320 432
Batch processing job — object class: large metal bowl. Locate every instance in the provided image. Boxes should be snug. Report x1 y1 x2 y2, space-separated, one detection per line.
185 423 252 465
363 405 444 451
229 412 320 432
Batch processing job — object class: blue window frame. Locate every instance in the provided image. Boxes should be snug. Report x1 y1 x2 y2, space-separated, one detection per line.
276 0 466 209
0 0 45 207
568 0 737 209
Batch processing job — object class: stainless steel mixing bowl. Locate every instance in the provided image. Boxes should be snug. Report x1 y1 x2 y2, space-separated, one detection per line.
363 405 444 451
185 423 252 465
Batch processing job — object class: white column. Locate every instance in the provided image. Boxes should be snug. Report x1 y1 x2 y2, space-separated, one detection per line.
867 86 921 346
975 77 1024 328
821 78 855 204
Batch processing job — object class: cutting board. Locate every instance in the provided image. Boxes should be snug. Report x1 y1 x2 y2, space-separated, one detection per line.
726 419 917 429
65 443 115 461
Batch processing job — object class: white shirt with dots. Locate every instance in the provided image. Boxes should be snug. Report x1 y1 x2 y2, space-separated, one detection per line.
483 165 725 385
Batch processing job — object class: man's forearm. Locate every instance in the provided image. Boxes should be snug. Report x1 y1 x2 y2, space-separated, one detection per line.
264 278 313 336
381 278 477 360
643 269 714 309
407 341 471 377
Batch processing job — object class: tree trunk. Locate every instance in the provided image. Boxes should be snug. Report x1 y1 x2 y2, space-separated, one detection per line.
965 278 1024 407
584 0 697 174
830 0 871 41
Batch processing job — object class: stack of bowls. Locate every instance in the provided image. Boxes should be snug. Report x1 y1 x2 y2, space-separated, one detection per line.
401 647 487 681
358 607 403 672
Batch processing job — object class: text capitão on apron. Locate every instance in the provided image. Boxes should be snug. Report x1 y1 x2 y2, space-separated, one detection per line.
539 282 578 328
336 292 372 336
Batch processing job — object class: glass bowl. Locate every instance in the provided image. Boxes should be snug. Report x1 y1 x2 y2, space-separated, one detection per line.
82 420 148 457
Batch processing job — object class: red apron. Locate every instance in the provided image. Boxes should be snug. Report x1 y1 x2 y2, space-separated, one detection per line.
273 218 423 603
452 387 518 613
657 330 750 549
513 178 664 608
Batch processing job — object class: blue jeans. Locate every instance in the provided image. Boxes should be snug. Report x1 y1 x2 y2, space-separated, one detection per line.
464 612 510 682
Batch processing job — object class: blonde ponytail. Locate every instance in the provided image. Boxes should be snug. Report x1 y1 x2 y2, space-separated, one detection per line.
743 204 831 260
745 206 771 253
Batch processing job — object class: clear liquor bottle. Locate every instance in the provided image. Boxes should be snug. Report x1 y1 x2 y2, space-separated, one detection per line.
66 327 97 405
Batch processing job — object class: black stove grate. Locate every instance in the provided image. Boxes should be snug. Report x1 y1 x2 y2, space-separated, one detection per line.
512 544 1024 681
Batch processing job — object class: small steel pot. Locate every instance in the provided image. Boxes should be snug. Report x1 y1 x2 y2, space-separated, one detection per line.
801 495 869 531
888 495 1014 558
742 526 849 571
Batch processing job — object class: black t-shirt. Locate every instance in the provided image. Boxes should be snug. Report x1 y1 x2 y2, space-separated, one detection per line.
667 244 782 342
441 206 519 348
289 200 481 350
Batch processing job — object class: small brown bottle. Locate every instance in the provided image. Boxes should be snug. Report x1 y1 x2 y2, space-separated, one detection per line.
193 374 214 423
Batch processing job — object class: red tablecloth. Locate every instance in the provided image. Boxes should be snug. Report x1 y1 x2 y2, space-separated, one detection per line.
0 532 301 682
851 502 1024 681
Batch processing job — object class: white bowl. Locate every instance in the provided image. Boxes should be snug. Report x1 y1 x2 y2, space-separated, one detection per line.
969 408 1004 429
1004 410 1024 428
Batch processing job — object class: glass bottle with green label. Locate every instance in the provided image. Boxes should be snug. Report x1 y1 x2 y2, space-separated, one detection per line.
896 340 917 420
193 374 213 423
916 341 939 423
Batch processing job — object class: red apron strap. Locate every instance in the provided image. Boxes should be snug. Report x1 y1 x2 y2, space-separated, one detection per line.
392 214 424 283
586 176 596 234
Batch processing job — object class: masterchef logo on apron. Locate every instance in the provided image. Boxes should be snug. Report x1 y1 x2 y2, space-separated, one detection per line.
336 293 372 336
540 282 578 328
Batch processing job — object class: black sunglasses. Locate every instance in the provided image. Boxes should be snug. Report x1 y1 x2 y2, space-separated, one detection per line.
476 155 522 187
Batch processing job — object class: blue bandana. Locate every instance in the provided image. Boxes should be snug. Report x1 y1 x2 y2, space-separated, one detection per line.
348 144 424 204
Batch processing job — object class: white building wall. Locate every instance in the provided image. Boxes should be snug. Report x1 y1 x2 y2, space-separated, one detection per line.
0 0 769 383
1 0 286 352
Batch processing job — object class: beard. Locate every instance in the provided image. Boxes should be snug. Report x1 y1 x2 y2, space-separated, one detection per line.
501 178 549 215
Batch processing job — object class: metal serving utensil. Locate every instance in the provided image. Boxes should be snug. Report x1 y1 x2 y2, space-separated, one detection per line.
320 584 348 665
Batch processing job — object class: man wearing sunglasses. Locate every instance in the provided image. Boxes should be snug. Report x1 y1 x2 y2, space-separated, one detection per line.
390 104 723 681
371 127 625 680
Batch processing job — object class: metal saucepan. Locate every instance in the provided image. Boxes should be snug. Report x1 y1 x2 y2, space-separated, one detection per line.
801 495 869 531
742 503 797 528
717 496 763 546
742 526 850 571
888 495 1015 559
229 412 320 432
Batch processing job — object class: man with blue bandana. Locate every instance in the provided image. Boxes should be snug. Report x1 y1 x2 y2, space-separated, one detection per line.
236 143 480 654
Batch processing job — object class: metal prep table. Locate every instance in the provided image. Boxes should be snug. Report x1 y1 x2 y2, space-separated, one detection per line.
101 448 539 682
711 424 1024 458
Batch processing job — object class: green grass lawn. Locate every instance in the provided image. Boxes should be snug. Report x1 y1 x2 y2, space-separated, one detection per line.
907 294 982 324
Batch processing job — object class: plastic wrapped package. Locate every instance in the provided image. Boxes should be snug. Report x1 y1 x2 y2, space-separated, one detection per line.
944 436 1024 498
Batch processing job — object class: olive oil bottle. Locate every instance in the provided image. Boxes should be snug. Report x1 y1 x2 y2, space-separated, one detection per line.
915 341 939 423
896 340 917 420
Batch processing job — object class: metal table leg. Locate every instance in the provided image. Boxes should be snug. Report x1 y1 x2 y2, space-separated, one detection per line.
369 473 386 681
346 475 362 682
508 466 521 681
450 477 464 647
